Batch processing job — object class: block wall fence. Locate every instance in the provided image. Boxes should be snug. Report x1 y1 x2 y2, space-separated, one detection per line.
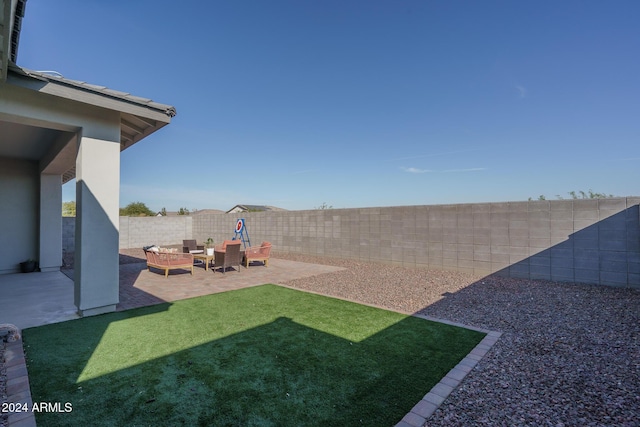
62 198 640 288
118 216 193 249
63 216 193 254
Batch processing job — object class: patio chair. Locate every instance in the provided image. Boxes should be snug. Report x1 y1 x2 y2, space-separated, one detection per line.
244 241 272 268
214 240 242 273
213 239 238 252
182 239 204 254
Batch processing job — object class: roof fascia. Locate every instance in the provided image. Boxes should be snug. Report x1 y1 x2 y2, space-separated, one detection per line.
6 67 174 124
0 0 26 82
1 0 12 82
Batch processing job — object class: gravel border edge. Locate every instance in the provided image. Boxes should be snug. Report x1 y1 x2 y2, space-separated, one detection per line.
396 316 502 427
4 333 36 427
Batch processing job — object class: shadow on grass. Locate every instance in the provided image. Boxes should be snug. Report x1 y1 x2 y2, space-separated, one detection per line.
23 285 484 427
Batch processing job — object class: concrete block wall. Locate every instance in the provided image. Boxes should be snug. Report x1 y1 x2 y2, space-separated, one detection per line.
63 216 193 253
190 198 640 288
494 198 640 288
78 198 637 288
119 216 193 249
62 217 75 254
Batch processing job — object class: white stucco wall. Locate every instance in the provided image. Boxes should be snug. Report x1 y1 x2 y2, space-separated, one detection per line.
1 69 173 316
74 134 121 316
1 81 124 315
0 157 39 273
39 173 63 272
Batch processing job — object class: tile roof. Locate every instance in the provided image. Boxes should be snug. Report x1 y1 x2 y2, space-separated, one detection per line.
226 205 287 213
9 65 176 118
6 64 176 183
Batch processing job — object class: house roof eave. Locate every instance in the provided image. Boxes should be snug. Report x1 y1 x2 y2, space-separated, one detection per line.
7 65 176 121
0 0 27 82
4 65 177 184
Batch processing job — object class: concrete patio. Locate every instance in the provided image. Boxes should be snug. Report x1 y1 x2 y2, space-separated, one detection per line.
0 271 78 330
0 257 344 330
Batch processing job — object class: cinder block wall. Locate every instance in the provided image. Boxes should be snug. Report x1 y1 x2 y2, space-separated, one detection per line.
118 216 193 249
62 217 75 254
97 198 639 288
190 198 639 288
64 216 193 252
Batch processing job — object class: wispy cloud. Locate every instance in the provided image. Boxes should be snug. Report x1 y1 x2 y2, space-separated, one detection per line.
391 148 482 162
401 167 431 174
401 167 486 174
443 167 487 173
516 85 527 98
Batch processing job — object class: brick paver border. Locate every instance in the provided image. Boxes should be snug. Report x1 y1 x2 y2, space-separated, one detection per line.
4 335 36 427
395 315 502 427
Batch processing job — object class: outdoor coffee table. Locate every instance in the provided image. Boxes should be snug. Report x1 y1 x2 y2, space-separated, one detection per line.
192 253 215 271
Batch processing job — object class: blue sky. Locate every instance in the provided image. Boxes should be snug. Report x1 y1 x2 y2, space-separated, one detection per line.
17 0 640 211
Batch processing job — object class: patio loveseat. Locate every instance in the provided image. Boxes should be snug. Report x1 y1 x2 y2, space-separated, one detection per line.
144 247 194 278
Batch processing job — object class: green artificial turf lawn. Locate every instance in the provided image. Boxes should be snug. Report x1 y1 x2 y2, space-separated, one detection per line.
23 284 485 426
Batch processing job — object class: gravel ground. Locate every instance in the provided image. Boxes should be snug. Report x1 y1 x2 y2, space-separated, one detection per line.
277 253 640 427
4 251 639 426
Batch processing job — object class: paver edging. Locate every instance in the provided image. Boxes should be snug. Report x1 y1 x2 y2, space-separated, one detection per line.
396 314 502 427
3 332 36 427
276 284 503 427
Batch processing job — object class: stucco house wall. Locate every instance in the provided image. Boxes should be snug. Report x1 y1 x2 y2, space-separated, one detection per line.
0 157 39 274
1 0 175 316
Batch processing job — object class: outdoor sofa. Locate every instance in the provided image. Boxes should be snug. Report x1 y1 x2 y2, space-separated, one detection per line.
144 247 194 278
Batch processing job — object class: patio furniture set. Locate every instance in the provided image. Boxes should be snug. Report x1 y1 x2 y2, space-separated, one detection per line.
143 240 272 278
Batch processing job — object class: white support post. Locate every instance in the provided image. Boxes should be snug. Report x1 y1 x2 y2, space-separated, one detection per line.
74 136 120 316
39 174 63 272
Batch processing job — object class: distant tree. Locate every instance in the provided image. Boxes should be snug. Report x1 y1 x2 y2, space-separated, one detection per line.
160 207 167 216
178 207 190 215
568 189 615 199
62 201 76 217
120 201 154 216
315 202 333 210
